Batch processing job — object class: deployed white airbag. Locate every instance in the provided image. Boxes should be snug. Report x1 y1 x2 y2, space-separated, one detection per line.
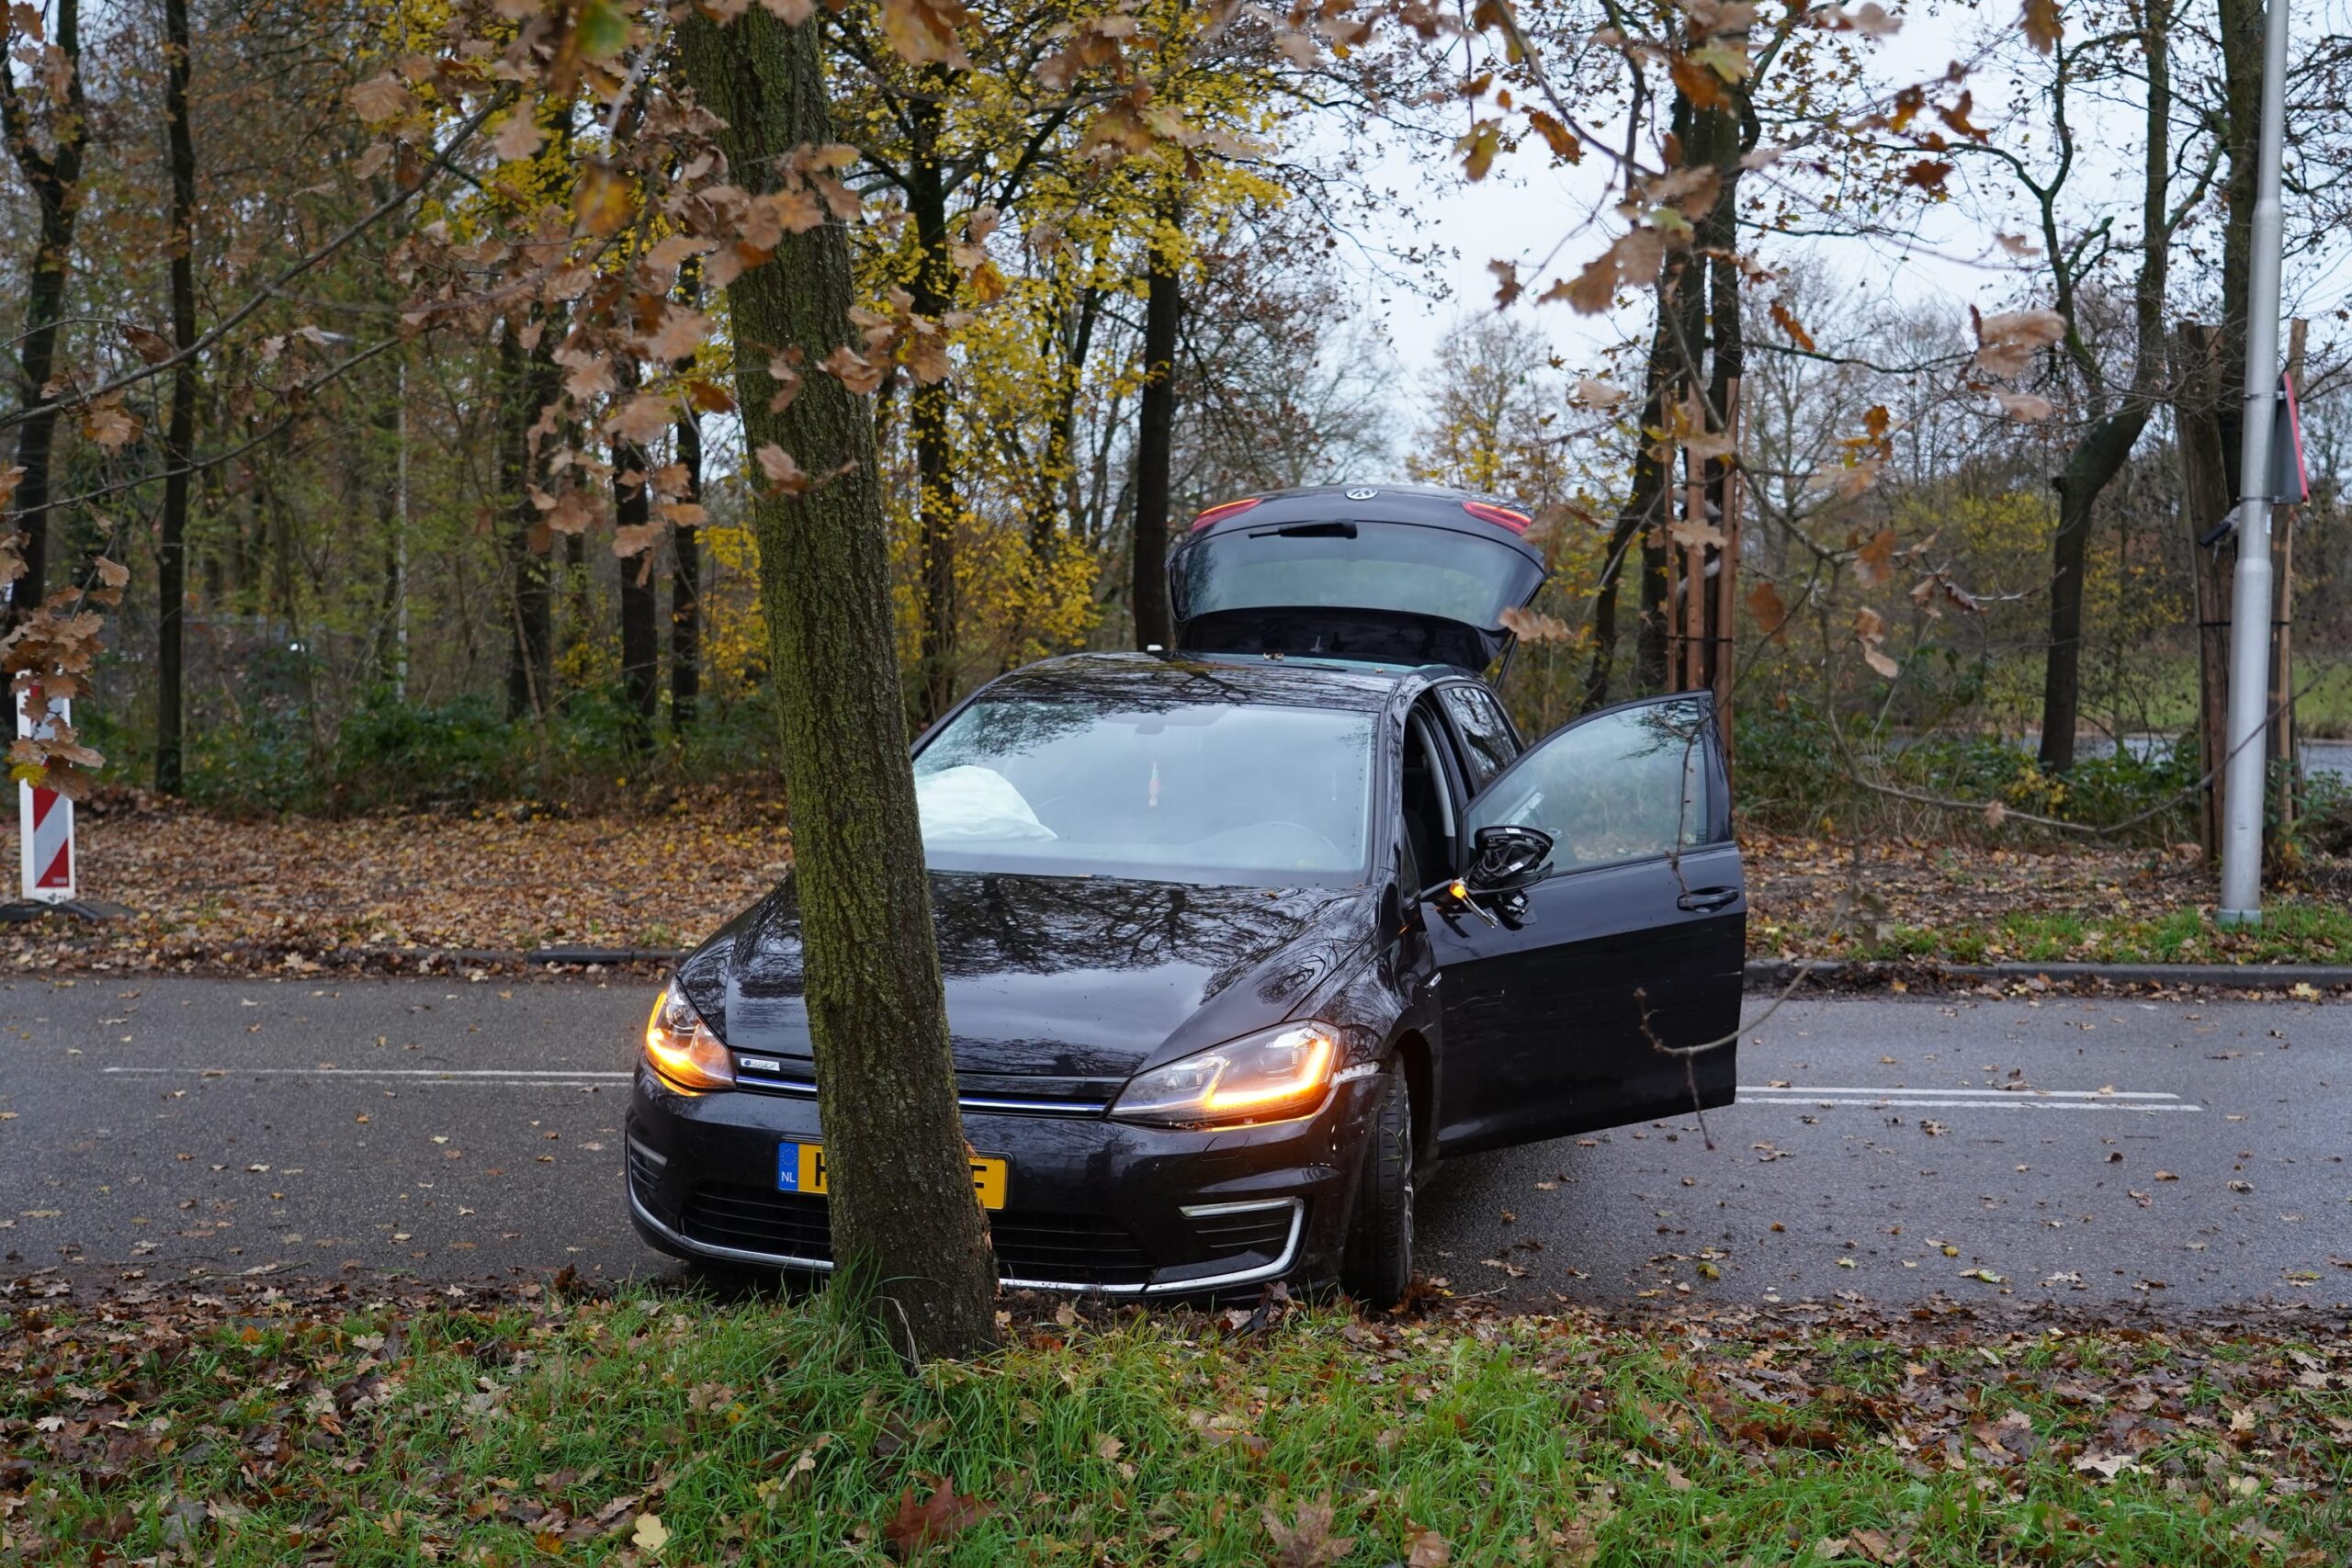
916 764 1057 840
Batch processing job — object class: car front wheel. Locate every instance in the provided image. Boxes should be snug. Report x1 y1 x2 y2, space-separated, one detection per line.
1340 1062 1414 1307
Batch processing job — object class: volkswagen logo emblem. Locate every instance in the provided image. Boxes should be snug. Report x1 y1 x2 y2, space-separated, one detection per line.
1345 487 1377 501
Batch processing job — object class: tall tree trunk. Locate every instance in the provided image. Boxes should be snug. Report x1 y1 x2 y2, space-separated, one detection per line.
155 0 197 794
679 4 998 1360
908 72 958 727
1584 305 1677 713
671 406 701 730
1027 284 1098 558
1131 227 1180 649
2 0 87 625
2214 0 2264 500
2036 4 2172 774
615 426 659 750
503 323 556 719
2036 421 2146 773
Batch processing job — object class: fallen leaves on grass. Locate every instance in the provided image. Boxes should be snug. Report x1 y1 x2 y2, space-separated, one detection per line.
5 1280 2350 1564
1263 1495 1353 1567
884 1479 989 1558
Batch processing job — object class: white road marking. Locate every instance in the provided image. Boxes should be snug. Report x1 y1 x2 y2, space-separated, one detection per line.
1736 1085 2183 1100
103 1066 632 1082
1739 1096 2201 1112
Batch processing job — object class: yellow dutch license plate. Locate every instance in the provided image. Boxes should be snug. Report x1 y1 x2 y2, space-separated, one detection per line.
777 1142 1007 1211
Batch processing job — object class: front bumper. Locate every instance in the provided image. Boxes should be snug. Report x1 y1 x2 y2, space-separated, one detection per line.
624 1062 1381 1297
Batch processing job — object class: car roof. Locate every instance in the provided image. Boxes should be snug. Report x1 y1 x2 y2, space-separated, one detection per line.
970 650 1453 716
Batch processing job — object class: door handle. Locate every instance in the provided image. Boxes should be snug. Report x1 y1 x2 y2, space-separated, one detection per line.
1676 886 1739 913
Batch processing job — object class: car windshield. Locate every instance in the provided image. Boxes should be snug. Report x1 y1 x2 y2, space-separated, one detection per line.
914 698 1376 886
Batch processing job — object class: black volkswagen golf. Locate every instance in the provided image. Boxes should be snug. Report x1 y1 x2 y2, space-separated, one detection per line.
626 484 1745 1303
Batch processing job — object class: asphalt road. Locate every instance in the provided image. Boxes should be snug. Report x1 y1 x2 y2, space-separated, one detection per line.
4 976 2345 1313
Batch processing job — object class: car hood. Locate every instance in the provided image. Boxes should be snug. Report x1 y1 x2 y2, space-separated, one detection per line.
676 871 1377 1088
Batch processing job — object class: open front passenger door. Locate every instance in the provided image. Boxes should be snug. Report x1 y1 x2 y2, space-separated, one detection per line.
1426 694 1745 1155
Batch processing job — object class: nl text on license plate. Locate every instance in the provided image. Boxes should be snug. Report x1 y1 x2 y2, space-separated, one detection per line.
777 1142 1007 1210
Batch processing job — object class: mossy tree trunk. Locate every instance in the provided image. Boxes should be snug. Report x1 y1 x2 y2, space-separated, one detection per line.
679 6 998 1360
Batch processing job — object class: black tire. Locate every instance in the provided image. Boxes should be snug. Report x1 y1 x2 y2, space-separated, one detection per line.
1340 1062 1415 1307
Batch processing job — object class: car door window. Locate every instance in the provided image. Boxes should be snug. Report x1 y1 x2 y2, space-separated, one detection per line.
1399 708 1459 885
1437 683 1518 792
1465 696 1712 870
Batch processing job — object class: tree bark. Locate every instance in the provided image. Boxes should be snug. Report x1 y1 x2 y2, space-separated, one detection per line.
1584 300 1678 713
2214 0 2264 499
2037 412 2148 773
155 0 197 794
671 407 701 731
615 423 659 750
2035 5 2172 774
679 5 998 1360
503 324 556 720
908 70 958 728
1131 226 1180 649
2173 322 2233 856
2 0 87 625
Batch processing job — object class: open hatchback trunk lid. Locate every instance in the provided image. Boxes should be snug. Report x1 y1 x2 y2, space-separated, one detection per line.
1167 485 1547 674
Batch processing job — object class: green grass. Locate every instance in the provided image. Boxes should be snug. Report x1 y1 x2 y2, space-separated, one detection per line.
1976 650 2352 739
1852 899 2352 967
7 1286 2349 1563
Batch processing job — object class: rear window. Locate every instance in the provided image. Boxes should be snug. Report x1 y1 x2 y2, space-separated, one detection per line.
1173 519 1541 628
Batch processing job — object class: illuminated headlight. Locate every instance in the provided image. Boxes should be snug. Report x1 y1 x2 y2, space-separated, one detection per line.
1111 1023 1338 1127
643 981 734 1092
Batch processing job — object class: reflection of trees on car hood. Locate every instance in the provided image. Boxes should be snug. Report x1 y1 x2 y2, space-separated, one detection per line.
684 870 1378 1075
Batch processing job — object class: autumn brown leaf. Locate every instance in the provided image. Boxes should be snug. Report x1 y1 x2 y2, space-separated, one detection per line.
78 398 140 449
571 160 635 238
822 344 888 395
606 393 673 446
492 104 544 164
880 0 972 69
2020 0 2063 52
118 323 174 364
1972 308 2066 378
1852 527 1896 588
1769 300 1815 353
345 73 413 124
1498 605 1574 643
1853 606 1899 679
1745 579 1790 643
883 1480 989 1558
1455 120 1501 181
1263 1496 1354 1567
754 444 809 495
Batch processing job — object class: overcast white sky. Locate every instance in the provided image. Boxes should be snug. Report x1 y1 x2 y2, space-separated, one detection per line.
1335 3 2350 434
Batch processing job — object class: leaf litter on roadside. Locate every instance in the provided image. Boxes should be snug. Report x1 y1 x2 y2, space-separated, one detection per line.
5 1277 2349 1562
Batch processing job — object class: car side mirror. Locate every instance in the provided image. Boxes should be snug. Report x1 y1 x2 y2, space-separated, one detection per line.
1465 823 1553 891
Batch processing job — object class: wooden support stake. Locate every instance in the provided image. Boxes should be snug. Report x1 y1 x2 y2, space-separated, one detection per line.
2172 321 2233 860
1682 446 1706 694
2270 318 2307 838
1713 378 1742 769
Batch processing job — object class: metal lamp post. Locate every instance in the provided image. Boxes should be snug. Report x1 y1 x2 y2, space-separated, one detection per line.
2217 0 2291 925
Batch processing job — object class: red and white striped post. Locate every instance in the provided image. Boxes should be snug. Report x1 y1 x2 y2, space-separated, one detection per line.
15 682 74 904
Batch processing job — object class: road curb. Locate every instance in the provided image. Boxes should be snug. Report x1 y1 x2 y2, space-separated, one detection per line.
1745 958 2351 992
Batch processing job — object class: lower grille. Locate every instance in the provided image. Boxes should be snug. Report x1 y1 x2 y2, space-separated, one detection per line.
677 1183 1156 1288
626 1136 672 1222
1186 1205 1295 1260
